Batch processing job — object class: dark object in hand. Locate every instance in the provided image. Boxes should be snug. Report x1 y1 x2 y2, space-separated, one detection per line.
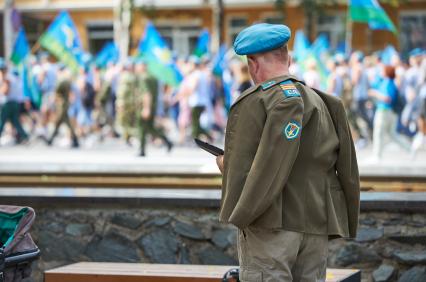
222 268 240 282
194 138 224 156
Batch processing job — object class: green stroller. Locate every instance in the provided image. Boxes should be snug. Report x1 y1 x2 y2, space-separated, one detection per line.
0 206 40 282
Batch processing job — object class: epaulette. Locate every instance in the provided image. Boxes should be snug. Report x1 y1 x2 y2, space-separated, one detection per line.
261 80 278 90
279 80 301 98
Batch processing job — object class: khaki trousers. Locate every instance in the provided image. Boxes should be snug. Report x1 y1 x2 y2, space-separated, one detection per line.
373 108 411 159
237 227 328 282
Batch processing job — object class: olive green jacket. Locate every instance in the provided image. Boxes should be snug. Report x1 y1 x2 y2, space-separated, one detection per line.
219 75 360 239
136 74 159 121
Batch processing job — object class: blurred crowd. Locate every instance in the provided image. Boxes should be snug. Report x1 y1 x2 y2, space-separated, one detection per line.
0 48 425 159
291 48 426 160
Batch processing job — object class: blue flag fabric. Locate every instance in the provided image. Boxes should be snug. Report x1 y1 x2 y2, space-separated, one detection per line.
350 0 397 34
138 22 182 86
194 29 210 57
293 30 310 61
95 42 119 68
22 64 42 108
212 44 228 77
310 34 330 58
138 22 169 56
336 41 346 54
11 27 30 65
39 11 84 72
307 34 330 90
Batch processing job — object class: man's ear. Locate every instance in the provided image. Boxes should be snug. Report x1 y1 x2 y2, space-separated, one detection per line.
251 57 259 74
288 54 292 68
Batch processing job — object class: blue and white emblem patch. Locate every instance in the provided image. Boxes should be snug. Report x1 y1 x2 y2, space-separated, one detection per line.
283 121 301 140
261 80 276 90
280 81 301 98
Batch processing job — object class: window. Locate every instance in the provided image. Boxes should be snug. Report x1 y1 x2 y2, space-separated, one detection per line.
0 13 48 57
316 13 346 51
156 24 201 57
264 15 284 24
399 12 426 58
22 15 49 49
87 22 114 55
227 16 248 45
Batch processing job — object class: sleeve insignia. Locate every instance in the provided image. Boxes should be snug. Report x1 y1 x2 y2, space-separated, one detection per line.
280 81 301 98
283 120 301 140
261 80 277 90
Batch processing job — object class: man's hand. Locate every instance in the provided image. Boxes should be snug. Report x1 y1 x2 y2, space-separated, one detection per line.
141 107 151 120
141 93 152 120
216 155 224 174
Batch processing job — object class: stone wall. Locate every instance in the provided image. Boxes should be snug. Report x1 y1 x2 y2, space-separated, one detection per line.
25 206 426 282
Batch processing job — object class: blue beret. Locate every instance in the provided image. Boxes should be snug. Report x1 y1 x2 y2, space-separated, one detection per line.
57 63 66 71
234 23 291 55
189 55 201 65
133 56 147 65
353 51 364 62
409 48 424 57
0 58 5 70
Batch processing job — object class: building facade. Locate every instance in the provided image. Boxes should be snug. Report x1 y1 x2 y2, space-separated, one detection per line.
0 0 425 58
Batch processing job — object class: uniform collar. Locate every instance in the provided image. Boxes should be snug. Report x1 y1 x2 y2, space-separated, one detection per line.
231 74 300 109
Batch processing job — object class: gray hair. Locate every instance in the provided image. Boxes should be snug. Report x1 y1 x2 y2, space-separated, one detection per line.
251 45 289 65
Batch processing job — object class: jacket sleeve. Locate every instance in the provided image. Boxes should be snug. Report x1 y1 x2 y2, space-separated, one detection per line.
335 101 360 238
228 96 304 229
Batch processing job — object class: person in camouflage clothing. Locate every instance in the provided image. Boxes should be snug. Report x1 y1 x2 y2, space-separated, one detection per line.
116 62 137 145
134 60 173 157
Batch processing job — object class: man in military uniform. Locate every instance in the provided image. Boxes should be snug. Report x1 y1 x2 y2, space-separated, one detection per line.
116 61 137 145
134 61 172 157
46 66 79 148
216 23 360 282
94 71 119 140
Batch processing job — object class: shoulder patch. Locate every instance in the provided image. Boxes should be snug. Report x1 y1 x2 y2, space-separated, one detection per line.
280 81 301 98
261 80 277 90
283 120 301 140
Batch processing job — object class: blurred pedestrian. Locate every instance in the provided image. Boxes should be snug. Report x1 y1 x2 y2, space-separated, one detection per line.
135 61 173 156
410 58 426 156
350 52 373 142
39 54 58 138
187 57 213 141
328 58 364 143
78 68 96 137
94 64 119 140
303 58 321 89
173 60 193 145
0 64 29 144
116 62 137 145
369 65 410 160
289 56 302 78
46 66 79 148
405 49 423 91
234 63 252 95
326 59 344 98
366 52 384 89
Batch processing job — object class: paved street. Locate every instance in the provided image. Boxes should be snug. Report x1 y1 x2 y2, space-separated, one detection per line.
0 135 425 176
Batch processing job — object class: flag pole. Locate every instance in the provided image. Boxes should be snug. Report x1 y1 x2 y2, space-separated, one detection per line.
31 41 40 54
4 0 15 65
345 0 352 56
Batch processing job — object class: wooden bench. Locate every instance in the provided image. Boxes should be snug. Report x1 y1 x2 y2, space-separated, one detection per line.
44 262 361 282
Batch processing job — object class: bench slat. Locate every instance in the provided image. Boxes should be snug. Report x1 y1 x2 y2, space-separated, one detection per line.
44 262 360 282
